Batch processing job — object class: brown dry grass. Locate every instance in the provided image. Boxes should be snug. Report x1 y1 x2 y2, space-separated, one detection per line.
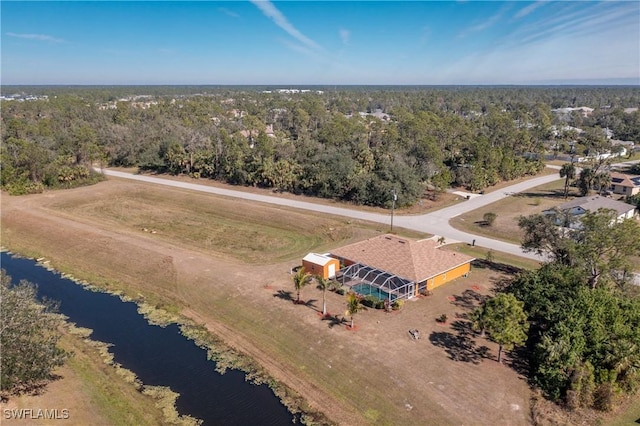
1 179 534 425
450 179 572 245
123 167 463 217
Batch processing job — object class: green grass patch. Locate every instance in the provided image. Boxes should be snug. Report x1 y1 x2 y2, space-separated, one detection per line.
443 243 542 272
607 396 640 426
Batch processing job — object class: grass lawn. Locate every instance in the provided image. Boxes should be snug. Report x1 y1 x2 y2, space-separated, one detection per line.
450 178 574 245
45 181 427 265
442 243 542 272
607 396 640 426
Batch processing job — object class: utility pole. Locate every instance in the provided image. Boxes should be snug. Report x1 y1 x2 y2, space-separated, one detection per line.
390 189 397 232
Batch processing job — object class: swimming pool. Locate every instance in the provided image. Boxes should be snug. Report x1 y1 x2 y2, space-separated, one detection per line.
350 283 392 301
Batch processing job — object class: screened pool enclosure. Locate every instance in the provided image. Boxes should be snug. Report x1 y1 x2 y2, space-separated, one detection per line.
338 263 416 302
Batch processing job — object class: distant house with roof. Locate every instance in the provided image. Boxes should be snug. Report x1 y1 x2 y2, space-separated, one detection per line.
610 172 640 196
543 195 636 229
324 234 474 301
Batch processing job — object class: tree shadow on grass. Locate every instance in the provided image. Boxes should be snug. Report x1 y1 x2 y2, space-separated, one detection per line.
430 319 491 363
450 289 486 310
274 290 319 311
429 330 491 364
473 220 491 227
321 314 346 329
502 345 530 379
299 299 318 310
273 290 293 302
514 189 566 199
472 259 524 275
450 319 475 336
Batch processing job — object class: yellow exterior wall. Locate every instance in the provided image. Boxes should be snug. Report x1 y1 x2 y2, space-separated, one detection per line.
426 262 471 290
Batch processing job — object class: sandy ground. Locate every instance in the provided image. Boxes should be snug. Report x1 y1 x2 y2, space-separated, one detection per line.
1 181 534 425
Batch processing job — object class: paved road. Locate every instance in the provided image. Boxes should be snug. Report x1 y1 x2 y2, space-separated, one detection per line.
99 168 564 260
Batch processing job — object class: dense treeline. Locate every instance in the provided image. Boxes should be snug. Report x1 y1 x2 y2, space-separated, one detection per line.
1 94 106 194
2 86 639 205
507 264 640 411
506 210 640 412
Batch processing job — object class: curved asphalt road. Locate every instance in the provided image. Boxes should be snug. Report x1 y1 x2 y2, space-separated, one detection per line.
98 168 565 260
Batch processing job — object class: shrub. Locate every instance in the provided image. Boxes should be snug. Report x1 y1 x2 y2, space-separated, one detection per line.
4 180 44 195
485 249 495 263
328 281 342 292
361 296 378 308
392 300 404 310
483 212 497 226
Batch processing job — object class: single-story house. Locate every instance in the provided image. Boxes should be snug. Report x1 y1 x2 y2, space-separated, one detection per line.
329 234 475 301
610 172 640 196
302 253 340 279
543 195 636 228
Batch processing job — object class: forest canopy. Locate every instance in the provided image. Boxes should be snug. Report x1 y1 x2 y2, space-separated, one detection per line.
2 86 639 205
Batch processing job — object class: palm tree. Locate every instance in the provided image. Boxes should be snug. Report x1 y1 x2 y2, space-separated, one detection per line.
578 167 595 196
292 267 312 304
559 163 576 199
594 172 611 195
605 340 640 389
315 275 330 317
346 292 364 329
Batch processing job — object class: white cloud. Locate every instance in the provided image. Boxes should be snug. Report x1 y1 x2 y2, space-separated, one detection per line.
250 0 320 50
6 32 64 43
464 3 512 34
514 1 545 20
339 28 350 45
508 2 637 48
218 7 240 19
431 1 638 84
438 17 638 85
278 37 320 60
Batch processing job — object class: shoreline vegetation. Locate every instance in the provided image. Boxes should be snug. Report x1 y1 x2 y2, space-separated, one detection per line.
3 250 331 425
64 322 201 426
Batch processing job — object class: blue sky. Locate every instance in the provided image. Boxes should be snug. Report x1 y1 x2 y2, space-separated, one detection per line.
2 1 639 85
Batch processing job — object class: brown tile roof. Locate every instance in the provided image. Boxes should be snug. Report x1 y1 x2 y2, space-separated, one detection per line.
330 234 475 283
610 172 640 188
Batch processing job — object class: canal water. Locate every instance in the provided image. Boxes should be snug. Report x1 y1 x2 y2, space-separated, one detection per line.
1 252 294 425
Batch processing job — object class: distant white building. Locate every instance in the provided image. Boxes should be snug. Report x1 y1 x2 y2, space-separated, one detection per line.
551 106 594 117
